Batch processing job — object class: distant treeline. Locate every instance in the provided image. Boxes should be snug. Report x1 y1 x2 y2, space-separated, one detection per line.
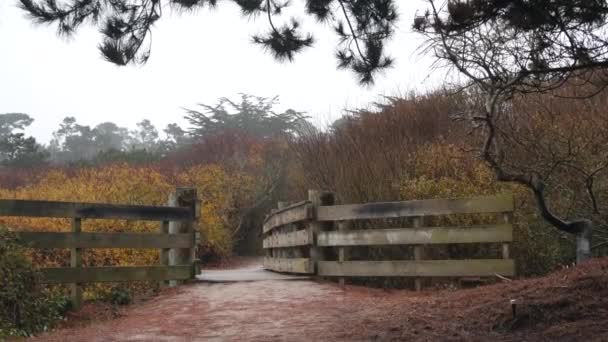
0 94 312 171
0 94 316 261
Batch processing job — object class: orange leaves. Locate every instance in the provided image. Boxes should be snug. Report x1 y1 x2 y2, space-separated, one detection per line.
178 164 256 258
0 162 257 276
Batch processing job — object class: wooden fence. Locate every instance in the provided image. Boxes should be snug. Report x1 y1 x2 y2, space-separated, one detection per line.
263 191 515 289
8 187 200 309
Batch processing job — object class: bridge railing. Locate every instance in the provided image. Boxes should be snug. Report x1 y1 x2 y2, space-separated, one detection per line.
262 191 515 290
7 187 199 308
262 200 315 273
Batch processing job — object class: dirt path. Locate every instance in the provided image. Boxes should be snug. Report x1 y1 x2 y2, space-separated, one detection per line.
32 276 406 341
29 258 608 341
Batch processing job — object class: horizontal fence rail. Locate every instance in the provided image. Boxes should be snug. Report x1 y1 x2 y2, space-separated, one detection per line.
262 201 313 234
263 257 313 274
317 260 516 277
40 265 193 284
262 192 516 289
316 194 513 221
317 224 513 246
16 232 194 249
263 229 313 248
0 199 193 221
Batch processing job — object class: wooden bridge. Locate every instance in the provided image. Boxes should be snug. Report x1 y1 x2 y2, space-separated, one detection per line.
263 191 515 289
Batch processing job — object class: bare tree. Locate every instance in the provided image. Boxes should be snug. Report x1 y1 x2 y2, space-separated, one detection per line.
416 0 608 262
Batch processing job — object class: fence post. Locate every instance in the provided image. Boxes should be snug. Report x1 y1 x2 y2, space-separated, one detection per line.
413 216 424 291
308 190 335 275
502 213 512 259
277 202 287 259
337 220 350 287
159 220 170 288
70 217 83 309
168 187 197 287
192 198 201 277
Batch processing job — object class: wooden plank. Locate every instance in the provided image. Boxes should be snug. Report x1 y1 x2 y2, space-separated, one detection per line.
159 221 170 263
413 217 424 291
307 190 335 275
263 228 313 248
337 221 351 287
159 220 170 288
502 213 512 259
263 257 313 274
276 202 288 260
39 265 193 283
317 259 515 277
316 194 514 221
263 202 313 233
16 232 194 249
70 217 82 310
316 224 513 246
0 199 192 221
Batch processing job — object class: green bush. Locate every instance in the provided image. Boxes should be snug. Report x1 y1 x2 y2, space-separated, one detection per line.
0 228 68 338
103 286 133 306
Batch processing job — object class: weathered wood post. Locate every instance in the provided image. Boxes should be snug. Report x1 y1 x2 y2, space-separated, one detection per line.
168 187 197 287
413 216 424 291
193 214 201 278
502 213 512 259
337 220 350 287
277 201 287 259
308 190 335 276
159 220 170 288
264 208 273 260
70 217 83 309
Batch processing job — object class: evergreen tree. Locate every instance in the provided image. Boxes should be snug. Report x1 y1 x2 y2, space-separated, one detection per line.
126 119 159 151
19 0 398 84
184 94 308 139
93 122 129 151
0 113 48 167
158 123 188 153
0 113 34 138
18 0 608 84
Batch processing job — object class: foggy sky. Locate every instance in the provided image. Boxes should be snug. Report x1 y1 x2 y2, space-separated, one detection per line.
0 0 441 143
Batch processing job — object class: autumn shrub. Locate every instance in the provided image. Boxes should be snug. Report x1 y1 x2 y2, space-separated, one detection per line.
0 165 173 295
289 90 579 279
399 143 572 275
0 163 257 299
178 164 256 259
289 91 467 203
161 132 291 255
0 228 69 338
504 89 608 255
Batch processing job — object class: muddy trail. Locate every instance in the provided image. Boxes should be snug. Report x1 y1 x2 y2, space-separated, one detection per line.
30 258 608 341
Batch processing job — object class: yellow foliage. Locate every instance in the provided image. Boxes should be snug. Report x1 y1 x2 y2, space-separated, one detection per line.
399 143 518 226
178 164 256 257
0 163 256 296
398 142 568 275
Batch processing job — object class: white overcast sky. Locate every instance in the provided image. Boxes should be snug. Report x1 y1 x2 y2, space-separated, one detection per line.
0 0 442 143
